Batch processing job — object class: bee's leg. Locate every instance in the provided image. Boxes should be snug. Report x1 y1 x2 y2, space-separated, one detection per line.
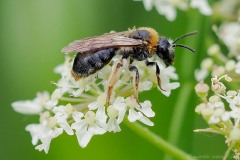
146 61 165 91
129 59 142 108
106 55 127 106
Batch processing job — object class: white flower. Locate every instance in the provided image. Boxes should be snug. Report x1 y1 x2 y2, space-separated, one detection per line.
26 115 63 153
211 76 227 94
195 58 214 80
107 105 121 132
53 104 74 135
71 111 106 148
225 60 236 72
140 0 188 21
88 93 108 127
54 56 72 79
35 127 63 153
190 0 212 15
72 77 95 97
45 89 63 109
195 69 209 82
12 91 50 114
155 1 177 21
158 65 180 96
106 97 127 132
216 22 240 56
142 0 154 11
139 81 153 91
126 96 155 126
224 93 240 111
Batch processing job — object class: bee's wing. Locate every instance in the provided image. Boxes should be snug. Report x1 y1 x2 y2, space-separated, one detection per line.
61 31 143 54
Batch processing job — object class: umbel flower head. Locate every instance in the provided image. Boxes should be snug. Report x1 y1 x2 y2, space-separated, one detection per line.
137 0 212 21
195 75 240 160
12 54 179 153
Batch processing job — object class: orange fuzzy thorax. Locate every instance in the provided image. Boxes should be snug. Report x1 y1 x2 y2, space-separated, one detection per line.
138 27 159 55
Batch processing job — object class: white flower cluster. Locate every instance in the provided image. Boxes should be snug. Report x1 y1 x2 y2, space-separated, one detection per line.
136 0 212 21
12 55 179 153
192 0 240 82
195 22 240 82
195 75 240 160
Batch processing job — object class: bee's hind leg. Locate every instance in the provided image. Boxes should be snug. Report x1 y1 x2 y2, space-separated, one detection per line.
106 55 127 106
129 59 142 108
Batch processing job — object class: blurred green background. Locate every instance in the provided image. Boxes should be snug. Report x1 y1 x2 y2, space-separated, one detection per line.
0 0 228 160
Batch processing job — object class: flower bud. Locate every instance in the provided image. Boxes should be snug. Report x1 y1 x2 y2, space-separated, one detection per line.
195 82 209 99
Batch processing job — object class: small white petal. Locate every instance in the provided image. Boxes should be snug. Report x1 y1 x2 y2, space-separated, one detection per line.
89 124 106 135
72 88 84 97
75 123 88 136
139 116 154 126
51 127 64 138
116 105 127 124
164 66 178 80
208 116 220 124
190 0 212 15
35 138 51 153
111 97 127 124
25 123 44 145
51 89 63 101
35 127 63 153
78 131 94 148
142 0 153 11
140 81 153 91
128 109 142 122
155 3 176 21
55 117 73 135
107 118 121 132
139 101 155 117
96 106 107 126
170 82 180 90
195 69 209 82
45 100 58 110
71 121 86 131
88 102 99 110
114 97 125 105
72 111 84 121
12 100 42 114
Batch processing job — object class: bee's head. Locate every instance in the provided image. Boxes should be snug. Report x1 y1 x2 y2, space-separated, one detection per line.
156 37 174 67
156 31 197 67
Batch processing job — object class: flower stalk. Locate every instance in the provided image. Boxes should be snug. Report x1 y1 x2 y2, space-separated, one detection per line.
123 118 196 160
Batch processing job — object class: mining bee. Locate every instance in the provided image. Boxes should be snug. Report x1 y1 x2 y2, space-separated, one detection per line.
62 27 197 106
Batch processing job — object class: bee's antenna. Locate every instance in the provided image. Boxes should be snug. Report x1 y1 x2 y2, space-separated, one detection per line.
172 31 198 44
172 44 195 53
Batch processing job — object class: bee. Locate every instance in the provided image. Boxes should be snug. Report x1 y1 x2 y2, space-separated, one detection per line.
62 27 197 106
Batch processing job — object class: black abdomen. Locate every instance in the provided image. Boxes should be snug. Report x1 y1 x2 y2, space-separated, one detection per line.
72 48 117 79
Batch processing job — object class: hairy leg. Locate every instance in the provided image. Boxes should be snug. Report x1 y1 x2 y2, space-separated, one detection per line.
128 58 142 108
106 55 127 106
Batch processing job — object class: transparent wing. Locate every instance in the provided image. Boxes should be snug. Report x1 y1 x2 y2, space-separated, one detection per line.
61 31 143 54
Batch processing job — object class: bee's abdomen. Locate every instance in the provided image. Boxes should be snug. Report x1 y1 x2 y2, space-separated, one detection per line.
72 48 117 80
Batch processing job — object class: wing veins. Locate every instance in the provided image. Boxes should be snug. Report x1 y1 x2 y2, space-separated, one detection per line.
62 30 143 54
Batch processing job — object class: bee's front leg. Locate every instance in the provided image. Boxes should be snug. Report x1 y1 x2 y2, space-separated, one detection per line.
146 60 165 91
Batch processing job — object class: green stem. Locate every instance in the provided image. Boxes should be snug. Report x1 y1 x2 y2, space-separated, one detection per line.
164 82 194 160
59 97 89 103
123 118 196 160
164 11 208 160
210 125 229 136
224 141 236 160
